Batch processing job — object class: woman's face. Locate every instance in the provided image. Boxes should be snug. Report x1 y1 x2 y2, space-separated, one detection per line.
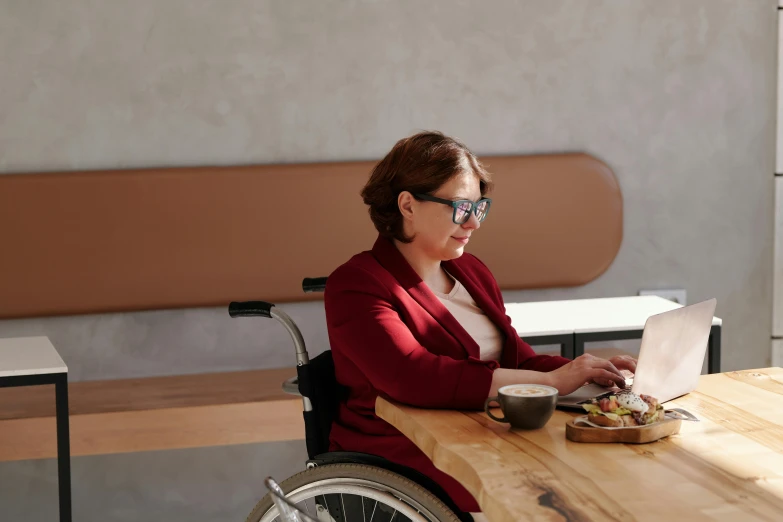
402 170 483 261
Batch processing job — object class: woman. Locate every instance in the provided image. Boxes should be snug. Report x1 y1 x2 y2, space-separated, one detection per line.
324 131 635 515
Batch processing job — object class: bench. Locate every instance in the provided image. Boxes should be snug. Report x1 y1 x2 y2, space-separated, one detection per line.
0 152 623 459
0 366 301 461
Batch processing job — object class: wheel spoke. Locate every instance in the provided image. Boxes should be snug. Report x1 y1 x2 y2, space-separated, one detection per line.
259 474 444 522
320 495 329 522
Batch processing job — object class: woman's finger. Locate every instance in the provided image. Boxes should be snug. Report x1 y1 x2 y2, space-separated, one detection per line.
593 358 626 382
611 356 637 373
591 368 626 389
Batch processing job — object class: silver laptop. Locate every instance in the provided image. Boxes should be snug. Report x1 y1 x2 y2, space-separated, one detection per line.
556 298 717 410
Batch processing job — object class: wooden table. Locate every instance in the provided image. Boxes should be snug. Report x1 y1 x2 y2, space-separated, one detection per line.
0 336 71 522
506 295 723 373
376 368 783 522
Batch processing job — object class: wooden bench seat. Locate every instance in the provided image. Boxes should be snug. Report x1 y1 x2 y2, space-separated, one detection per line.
0 368 303 462
0 348 636 462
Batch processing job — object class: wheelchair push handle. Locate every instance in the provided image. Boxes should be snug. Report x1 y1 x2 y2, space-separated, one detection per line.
228 300 309 366
302 277 327 293
228 301 274 318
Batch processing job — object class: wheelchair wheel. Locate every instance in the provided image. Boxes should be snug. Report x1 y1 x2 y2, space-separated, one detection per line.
247 463 463 522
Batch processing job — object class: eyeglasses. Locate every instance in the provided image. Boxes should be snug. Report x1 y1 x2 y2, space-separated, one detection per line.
412 193 492 225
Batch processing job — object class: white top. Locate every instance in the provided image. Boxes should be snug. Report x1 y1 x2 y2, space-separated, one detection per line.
505 295 722 338
0 336 68 377
432 279 503 362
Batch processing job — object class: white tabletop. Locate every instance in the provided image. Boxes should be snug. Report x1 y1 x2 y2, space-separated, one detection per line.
506 295 722 338
0 336 68 377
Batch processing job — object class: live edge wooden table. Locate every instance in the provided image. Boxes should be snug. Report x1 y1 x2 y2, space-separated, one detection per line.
376 368 783 522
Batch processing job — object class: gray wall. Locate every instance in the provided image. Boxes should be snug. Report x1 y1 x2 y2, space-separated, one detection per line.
0 0 777 520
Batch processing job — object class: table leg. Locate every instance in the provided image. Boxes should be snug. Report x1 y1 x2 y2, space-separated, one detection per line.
55 373 72 522
562 335 575 360
573 335 585 359
708 325 721 374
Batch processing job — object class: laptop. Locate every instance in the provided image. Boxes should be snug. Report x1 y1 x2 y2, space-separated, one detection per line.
556 298 717 410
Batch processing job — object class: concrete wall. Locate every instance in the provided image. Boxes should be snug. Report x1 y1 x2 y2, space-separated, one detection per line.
0 1 777 520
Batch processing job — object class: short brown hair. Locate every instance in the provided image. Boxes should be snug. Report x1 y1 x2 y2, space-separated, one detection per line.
361 131 493 243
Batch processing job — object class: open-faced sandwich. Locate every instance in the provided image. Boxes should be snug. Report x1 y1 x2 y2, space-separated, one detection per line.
582 391 665 427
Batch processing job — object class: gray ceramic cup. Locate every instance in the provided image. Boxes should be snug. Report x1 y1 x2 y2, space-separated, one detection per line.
483 384 559 430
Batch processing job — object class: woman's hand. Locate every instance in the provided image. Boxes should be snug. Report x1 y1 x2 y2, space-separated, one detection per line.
548 354 628 396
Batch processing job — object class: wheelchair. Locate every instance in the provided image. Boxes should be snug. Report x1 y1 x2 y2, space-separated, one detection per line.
229 277 474 522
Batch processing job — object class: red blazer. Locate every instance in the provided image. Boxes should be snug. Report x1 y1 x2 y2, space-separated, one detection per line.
324 236 570 513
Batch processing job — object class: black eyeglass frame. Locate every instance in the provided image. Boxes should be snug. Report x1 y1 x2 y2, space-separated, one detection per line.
411 193 492 225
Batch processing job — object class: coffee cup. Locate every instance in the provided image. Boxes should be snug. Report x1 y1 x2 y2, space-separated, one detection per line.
483 384 558 430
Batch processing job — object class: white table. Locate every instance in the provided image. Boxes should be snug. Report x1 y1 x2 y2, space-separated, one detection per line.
506 295 723 373
0 337 71 522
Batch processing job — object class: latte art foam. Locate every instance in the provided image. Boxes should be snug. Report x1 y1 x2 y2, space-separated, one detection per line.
502 384 557 397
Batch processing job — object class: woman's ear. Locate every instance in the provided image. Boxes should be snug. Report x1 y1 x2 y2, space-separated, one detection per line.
398 191 415 220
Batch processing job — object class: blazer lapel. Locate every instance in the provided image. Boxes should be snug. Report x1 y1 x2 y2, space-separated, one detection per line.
443 258 520 369
371 236 481 359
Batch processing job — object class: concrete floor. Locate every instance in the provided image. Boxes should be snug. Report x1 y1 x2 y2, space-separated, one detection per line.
0 439 306 522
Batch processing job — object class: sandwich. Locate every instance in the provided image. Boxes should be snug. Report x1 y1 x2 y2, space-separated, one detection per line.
581 391 665 427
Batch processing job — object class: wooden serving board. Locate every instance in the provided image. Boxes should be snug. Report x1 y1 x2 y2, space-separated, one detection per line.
565 416 682 443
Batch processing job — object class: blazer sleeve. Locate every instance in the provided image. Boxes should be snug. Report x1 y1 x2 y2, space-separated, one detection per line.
467 255 572 372
325 264 496 410
516 342 572 372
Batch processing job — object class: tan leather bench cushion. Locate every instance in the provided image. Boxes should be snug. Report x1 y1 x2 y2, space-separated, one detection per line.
0 153 622 318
